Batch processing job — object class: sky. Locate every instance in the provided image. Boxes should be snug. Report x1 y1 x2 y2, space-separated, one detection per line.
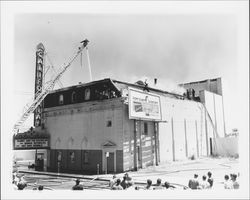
13 11 240 133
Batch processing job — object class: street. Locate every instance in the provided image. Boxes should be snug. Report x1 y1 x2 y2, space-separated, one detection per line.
18 157 239 190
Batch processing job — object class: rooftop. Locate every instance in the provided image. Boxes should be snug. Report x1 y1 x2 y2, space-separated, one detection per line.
49 78 184 99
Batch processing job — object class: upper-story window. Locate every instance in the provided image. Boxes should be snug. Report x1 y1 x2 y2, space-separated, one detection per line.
143 122 148 135
85 88 91 100
71 91 77 103
59 94 64 105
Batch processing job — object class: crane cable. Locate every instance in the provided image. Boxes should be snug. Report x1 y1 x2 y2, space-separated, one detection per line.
86 47 93 82
80 47 93 82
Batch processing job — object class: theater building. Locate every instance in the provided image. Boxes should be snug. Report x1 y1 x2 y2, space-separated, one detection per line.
36 78 223 174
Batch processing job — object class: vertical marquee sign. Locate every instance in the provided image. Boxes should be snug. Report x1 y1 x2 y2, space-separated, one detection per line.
34 43 45 127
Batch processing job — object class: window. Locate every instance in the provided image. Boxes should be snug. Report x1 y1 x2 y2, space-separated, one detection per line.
69 151 75 163
106 120 112 127
84 88 91 100
143 122 148 135
154 123 158 132
59 94 64 105
57 151 62 162
83 151 89 164
71 91 77 103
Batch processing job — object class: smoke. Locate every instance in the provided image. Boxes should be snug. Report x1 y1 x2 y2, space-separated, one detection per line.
128 75 186 95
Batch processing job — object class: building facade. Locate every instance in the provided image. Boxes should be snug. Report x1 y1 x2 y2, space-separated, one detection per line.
39 78 220 174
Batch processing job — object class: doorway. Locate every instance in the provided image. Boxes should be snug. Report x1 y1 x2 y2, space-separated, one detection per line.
35 153 44 171
107 152 115 173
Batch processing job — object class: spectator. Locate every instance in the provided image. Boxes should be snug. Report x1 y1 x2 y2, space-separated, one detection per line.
112 178 123 190
109 175 117 188
153 178 164 190
230 174 234 181
198 175 210 189
224 175 232 189
164 181 176 190
120 176 128 189
124 172 132 181
38 185 44 191
207 171 214 188
231 174 239 189
17 181 27 190
72 179 83 190
145 179 153 190
13 172 19 185
188 174 199 189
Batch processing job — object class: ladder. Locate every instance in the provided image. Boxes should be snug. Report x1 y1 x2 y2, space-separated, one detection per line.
201 103 219 138
13 39 89 135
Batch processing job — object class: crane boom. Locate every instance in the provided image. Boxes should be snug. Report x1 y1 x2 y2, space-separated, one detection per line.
13 39 89 135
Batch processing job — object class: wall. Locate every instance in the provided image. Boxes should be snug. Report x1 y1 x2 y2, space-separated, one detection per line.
199 90 225 137
180 78 222 96
122 104 156 171
44 98 124 174
212 137 238 157
159 96 209 163
121 88 214 165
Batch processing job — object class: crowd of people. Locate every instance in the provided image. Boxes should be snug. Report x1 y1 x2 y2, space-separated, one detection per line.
12 172 27 190
107 171 240 191
12 172 44 190
188 171 240 190
223 173 240 189
13 170 240 191
108 173 177 190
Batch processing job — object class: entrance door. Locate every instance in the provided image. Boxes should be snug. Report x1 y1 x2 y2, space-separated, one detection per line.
35 153 44 171
107 152 114 173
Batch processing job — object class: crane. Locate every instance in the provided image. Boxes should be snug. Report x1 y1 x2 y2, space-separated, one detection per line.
13 39 89 135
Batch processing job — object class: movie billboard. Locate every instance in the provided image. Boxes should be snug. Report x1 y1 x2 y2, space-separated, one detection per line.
128 88 162 121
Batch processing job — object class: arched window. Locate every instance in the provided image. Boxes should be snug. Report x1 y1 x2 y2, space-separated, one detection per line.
71 91 77 103
59 94 64 105
84 88 91 100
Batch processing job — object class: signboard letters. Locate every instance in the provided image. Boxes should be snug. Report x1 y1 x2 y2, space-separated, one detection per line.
14 138 49 150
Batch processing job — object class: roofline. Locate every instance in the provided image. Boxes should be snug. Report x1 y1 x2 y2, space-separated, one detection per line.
48 78 112 94
112 79 184 98
48 78 184 99
179 77 221 86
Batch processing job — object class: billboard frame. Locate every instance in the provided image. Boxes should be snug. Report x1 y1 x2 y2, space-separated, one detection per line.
128 87 162 121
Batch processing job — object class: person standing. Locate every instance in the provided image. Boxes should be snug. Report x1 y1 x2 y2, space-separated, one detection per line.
120 176 128 189
188 174 199 189
231 174 239 189
198 175 210 189
145 179 153 190
109 175 117 188
207 171 214 188
112 178 123 190
153 178 164 190
224 175 232 189
72 179 83 190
